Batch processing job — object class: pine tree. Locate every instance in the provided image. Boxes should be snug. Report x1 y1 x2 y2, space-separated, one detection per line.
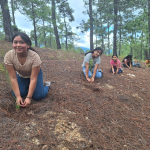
57 0 74 50
80 0 94 50
0 0 13 42
15 0 45 47
52 0 61 49
10 0 16 25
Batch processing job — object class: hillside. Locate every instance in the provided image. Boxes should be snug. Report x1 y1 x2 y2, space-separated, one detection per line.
0 41 150 150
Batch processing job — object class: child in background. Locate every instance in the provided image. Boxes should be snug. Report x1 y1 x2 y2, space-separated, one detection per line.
132 57 141 68
145 58 150 67
122 55 132 69
110 54 122 74
82 47 103 83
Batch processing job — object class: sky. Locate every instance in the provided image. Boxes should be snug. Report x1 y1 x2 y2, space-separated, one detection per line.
9 0 93 49
7 0 143 50
9 0 114 49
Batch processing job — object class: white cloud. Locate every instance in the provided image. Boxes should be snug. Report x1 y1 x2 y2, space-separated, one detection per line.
14 10 33 32
10 0 92 48
74 31 90 48
68 0 88 27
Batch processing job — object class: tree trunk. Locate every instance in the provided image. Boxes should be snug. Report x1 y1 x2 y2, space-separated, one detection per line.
95 12 98 48
0 0 13 42
64 17 68 50
96 35 97 47
146 37 149 59
140 31 143 59
130 46 133 55
89 0 93 50
119 28 121 56
52 0 61 49
148 0 150 58
145 38 149 60
11 0 16 25
102 34 104 50
113 0 118 55
31 2 38 47
43 20 46 48
49 22 52 48
130 31 133 55
65 34 68 50
100 10 104 52
108 22 110 55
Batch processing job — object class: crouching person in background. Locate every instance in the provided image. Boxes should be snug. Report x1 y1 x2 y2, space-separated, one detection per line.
110 54 123 74
82 47 103 83
132 57 141 68
145 58 150 67
122 55 132 69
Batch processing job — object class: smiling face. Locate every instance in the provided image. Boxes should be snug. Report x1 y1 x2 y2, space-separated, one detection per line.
93 50 102 58
13 35 30 54
112 56 118 62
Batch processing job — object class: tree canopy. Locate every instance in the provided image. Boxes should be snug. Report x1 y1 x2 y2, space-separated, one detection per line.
0 0 150 58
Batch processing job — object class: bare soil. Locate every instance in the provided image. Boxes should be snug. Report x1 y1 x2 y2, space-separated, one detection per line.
0 41 150 150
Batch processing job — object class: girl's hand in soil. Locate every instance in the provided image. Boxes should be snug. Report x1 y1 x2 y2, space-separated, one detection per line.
91 77 95 82
20 97 31 107
16 96 24 106
86 77 91 82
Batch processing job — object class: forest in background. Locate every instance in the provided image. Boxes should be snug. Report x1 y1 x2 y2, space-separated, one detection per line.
0 0 150 60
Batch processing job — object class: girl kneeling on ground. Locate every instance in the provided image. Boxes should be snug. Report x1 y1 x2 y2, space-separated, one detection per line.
132 57 141 68
110 54 123 74
4 32 51 107
82 47 103 83
122 55 132 69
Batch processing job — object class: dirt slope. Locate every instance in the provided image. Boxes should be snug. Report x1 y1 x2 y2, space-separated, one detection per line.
0 41 150 150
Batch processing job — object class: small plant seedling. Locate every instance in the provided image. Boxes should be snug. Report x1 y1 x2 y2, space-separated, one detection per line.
89 59 94 73
13 95 20 110
15 104 20 110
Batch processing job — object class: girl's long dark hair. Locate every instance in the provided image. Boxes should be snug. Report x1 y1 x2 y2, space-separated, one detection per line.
85 47 103 56
112 54 118 58
12 32 36 52
122 54 132 62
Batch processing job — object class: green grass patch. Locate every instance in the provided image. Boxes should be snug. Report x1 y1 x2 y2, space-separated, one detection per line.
0 63 5 71
0 62 19 110
0 50 5 57
0 63 10 83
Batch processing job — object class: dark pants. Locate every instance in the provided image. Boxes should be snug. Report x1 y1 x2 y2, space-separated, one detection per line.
123 62 131 67
13 69 49 100
111 67 122 74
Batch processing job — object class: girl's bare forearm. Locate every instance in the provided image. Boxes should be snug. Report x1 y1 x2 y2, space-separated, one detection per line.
27 79 37 98
10 78 21 98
